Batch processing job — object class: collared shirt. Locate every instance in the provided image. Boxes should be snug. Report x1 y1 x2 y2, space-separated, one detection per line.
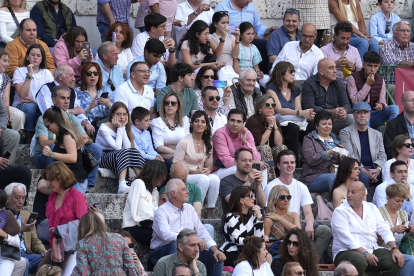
346 74 387 106
125 55 166 91
131 125 158 160
194 88 234 117
380 38 414 84
97 0 133 29
370 11 401 43
320 42 363 84
96 59 124 102
75 88 111 122
267 25 300 57
332 201 395 261
244 93 254 118
134 0 178 32
151 202 216 250
153 252 207 276
209 112 227 135
130 31 170 61
175 0 215 26
214 0 267 38
15 213 27 253
270 41 324 80
113 80 155 112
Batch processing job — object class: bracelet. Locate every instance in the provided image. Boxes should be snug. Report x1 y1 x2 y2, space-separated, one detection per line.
296 110 299 116
267 126 273 131
235 41 240 44
391 247 399 252
279 217 284 222
26 74 33 80
169 47 176 53
219 37 225 43
193 10 199 16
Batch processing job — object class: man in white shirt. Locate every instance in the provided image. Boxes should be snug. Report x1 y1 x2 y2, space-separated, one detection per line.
201 86 227 134
175 0 214 27
150 178 226 276
270 23 324 88
332 180 404 276
113 62 156 117
264 149 332 261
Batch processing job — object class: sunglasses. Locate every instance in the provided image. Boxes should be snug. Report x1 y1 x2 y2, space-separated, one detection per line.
293 270 306 276
244 193 255 199
107 79 115 91
164 101 178 107
287 240 300 247
217 11 228 15
86 71 99 77
287 69 296 74
403 143 414 148
279 194 292 201
209 96 221 101
202 75 215 79
385 21 391 34
285 8 300 15
265 103 276 108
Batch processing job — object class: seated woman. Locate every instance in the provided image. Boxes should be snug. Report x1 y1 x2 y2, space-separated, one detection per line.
329 0 379 60
0 0 29 48
221 186 265 267
264 185 301 256
41 105 89 194
266 61 315 161
281 262 306 276
122 160 167 245
302 111 342 193
194 65 233 116
271 228 319 276
76 62 111 129
208 11 240 84
13 44 54 143
177 20 225 73
232 236 273 275
174 111 220 218
150 92 190 160
71 212 139 276
96 102 145 194
51 26 93 84
383 134 414 185
378 183 414 276
245 95 287 181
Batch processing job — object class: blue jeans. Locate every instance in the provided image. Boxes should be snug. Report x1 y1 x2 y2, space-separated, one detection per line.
369 105 399 129
308 173 337 193
97 22 110 42
358 171 370 189
22 253 43 275
73 179 89 194
401 253 414 276
350 34 379 61
16 103 41 131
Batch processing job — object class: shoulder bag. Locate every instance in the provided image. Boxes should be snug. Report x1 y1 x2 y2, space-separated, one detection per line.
7 7 21 39
82 148 99 174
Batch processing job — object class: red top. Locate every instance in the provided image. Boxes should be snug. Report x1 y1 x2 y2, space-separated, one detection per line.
46 188 88 244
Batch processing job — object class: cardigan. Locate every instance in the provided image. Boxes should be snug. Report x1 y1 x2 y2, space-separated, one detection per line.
173 134 213 171
245 113 283 147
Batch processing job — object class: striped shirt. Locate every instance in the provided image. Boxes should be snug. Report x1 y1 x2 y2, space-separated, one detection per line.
380 38 414 84
97 0 133 29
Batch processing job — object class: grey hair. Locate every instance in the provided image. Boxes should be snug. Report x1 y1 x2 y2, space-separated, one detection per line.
165 178 181 201
334 261 355 276
170 161 189 175
4 183 27 197
98 41 115 60
177 228 198 247
53 65 69 79
239 68 257 80
52 85 70 99
254 94 274 114
393 21 411 32
172 263 193 276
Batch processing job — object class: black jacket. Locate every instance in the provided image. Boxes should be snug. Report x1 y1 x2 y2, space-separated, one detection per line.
384 112 409 159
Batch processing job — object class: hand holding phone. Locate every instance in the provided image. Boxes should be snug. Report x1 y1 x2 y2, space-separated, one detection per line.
252 163 261 171
83 41 91 58
228 26 236 33
213 80 227 88
3 151 12 160
28 212 38 224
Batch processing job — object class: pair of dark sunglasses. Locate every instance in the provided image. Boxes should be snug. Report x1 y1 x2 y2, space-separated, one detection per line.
202 75 215 79
287 240 299 247
403 143 414 148
293 270 306 276
285 8 300 16
385 21 391 34
265 103 276 108
209 96 220 101
107 79 115 91
86 71 99 77
279 194 292 201
164 101 178 107
244 193 255 199
286 69 296 74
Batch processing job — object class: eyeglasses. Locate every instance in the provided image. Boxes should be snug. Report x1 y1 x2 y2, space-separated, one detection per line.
404 98 414 103
86 71 99 77
285 8 300 15
164 101 178 107
286 69 296 74
279 194 292 201
45 122 52 130
216 11 228 15
244 193 255 199
397 29 411 33
135 69 151 74
202 75 215 79
301 34 315 40
157 24 167 29
128 243 135 248
287 240 300 247
107 79 115 91
292 270 306 276
385 21 391 34
265 103 276 108
403 143 414 148
74 40 85 45
209 96 221 101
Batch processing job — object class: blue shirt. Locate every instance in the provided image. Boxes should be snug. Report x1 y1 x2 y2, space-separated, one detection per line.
125 55 166 91
97 0 133 29
96 59 124 102
131 125 158 160
75 88 111 123
267 25 300 57
15 214 27 253
214 0 267 38
369 11 401 43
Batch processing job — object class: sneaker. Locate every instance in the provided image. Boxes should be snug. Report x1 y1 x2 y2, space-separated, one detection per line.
117 181 130 194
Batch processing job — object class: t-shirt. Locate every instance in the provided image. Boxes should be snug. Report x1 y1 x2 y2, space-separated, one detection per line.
159 181 202 205
237 43 262 68
358 129 373 168
156 85 199 117
264 178 313 215
267 83 301 110
220 174 258 215
178 40 206 65
233 260 274 276
210 33 236 66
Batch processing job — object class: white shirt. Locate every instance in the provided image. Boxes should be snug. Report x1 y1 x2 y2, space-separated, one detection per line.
0 10 30 44
12 67 54 107
210 111 227 135
131 31 169 61
150 116 190 149
264 178 313 215
175 0 215 27
95 47 134 74
232 260 274 276
332 201 395 261
270 41 324 80
95 124 131 151
382 158 414 185
113 80 154 112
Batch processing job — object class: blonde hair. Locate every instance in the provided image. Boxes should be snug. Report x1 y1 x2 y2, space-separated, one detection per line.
282 262 302 276
2 0 26 8
160 92 184 127
267 185 292 217
36 265 62 276
336 0 359 22
77 212 108 241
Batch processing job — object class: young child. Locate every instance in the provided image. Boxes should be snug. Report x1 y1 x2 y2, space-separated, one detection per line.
369 0 401 45
0 189 7 229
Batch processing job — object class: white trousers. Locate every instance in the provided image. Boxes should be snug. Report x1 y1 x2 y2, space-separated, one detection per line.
0 256 26 276
62 253 77 276
187 174 220 209
214 166 268 190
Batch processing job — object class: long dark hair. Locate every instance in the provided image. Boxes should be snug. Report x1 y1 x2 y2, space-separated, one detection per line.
227 186 255 224
209 11 229 34
195 65 218 89
235 236 264 269
331 157 360 198
266 61 297 91
190 111 212 158
64 26 88 59
178 20 210 55
24 44 46 69
138 160 168 193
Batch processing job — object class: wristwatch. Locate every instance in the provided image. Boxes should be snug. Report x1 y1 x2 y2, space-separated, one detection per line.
50 152 55 158
219 38 225 43
362 251 368 257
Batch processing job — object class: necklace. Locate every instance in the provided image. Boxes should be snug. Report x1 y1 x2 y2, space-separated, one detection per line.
164 118 177 131
281 87 289 96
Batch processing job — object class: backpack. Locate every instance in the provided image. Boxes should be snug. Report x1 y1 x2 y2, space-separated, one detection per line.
312 195 334 220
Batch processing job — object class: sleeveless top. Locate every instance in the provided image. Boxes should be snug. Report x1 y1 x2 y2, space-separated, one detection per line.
269 214 294 242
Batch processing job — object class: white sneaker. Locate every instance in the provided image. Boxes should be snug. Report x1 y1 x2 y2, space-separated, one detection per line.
117 181 130 194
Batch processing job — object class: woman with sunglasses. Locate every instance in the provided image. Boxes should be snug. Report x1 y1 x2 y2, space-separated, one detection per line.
76 62 111 131
232 236 273 275
150 92 190 160
245 94 286 181
382 134 414 185
221 186 267 267
266 61 315 163
271 228 318 276
173 111 219 219
264 185 300 256
281 262 306 276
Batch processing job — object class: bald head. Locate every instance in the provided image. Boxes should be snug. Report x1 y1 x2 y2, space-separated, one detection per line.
317 58 337 82
334 261 358 276
302 23 316 34
300 23 317 49
350 181 365 192
171 162 188 182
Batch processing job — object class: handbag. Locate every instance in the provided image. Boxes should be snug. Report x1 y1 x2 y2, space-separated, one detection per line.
0 244 21 261
7 7 21 39
51 237 64 262
82 148 99 174
312 195 334 220
399 235 414 255
37 219 50 244
55 220 80 253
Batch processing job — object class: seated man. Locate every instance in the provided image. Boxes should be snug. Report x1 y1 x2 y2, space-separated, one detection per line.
175 0 214 27
153 229 207 276
5 183 47 275
302 58 354 135
321 22 362 85
5 18 55 77
150 179 225 276
347 51 399 128
200 86 227 134
30 0 76 47
339 102 387 187
334 261 359 276
172 263 192 276
265 150 332 261
332 181 404 276
369 0 401 46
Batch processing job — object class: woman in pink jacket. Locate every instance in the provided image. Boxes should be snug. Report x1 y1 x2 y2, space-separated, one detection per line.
51 26 93 84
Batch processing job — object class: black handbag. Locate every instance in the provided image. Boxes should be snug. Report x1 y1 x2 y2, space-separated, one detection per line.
82 148 99 174
0 244 21 261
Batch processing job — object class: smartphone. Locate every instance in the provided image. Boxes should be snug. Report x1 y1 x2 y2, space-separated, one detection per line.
28 212 38 224
129 248 135 254
3 151 12 159
83 41 91 58
112 32 117 44
228 26 236 33
93 201 100 207
253 163 261 170
213 80 227 88
100 92 109 99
